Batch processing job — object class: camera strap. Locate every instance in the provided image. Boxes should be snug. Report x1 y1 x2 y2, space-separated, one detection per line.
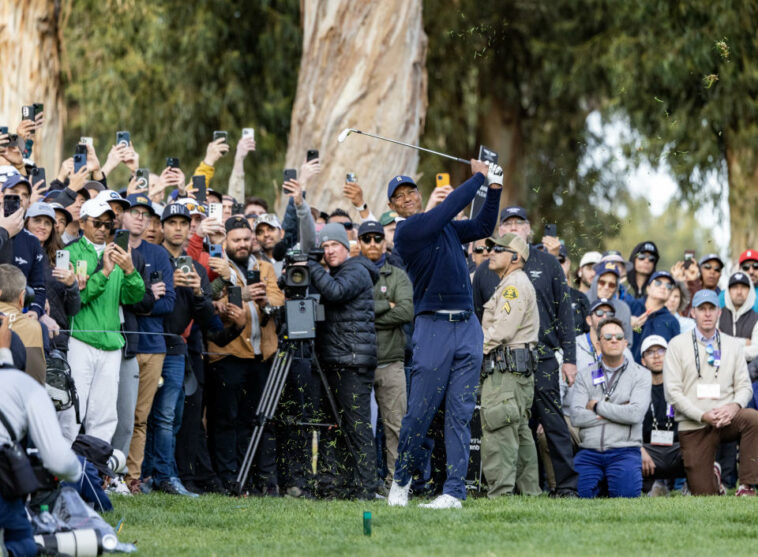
0 407 18 442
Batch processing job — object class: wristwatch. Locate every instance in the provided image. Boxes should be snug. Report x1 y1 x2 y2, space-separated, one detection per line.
354 202 368 212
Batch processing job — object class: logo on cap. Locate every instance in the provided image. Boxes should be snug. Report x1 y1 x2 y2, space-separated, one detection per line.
644 243 655 252
508 208 519 213
396 177 402 182
604 262 616 270
136 196 149 204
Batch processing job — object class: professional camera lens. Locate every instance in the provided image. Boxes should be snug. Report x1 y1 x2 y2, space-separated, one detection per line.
289 267 307 285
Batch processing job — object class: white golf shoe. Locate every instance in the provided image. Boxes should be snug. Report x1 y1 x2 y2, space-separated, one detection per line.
387 480 411 507
418 494 462 509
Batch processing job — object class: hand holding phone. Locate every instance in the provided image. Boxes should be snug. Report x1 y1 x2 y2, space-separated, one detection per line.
228 286 243 308
544 224 557 238
435 173 450 188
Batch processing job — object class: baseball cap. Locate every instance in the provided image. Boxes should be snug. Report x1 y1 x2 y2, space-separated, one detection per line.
739 249 758 265
641 335 668 354
254 213 282 231
648 270 675 285
25 202 56 221
126 193 155 215
589 298 615 313
161 203 191 222
579 251 602 268
318 222 350 250
0 171 31 192
95 189 130 209
379 210 398 226
698 253 724 268
499 206 528 222
48 202 72 225
692 289 720 308
80 198 115 219
225 215 251 233
358 220 384 238
485 233 529 262
637 241 659 258
601 250 633 273
594 260 621 278
729 272 751 288
387 175 417 200
84 180 106 195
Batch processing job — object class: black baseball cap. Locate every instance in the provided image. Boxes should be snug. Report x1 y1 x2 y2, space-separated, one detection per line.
358 220 384 238
590 298 615 313
500 206 528 222
225 215 251 233
161 203 191 222
729 272 751 288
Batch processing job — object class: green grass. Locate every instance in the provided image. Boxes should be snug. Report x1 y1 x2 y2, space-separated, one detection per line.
106 493 758 556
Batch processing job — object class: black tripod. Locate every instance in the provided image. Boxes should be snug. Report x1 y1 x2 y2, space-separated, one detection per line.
233 339 359 494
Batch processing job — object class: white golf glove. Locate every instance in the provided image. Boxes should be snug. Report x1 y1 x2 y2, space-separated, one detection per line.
486 162 504 187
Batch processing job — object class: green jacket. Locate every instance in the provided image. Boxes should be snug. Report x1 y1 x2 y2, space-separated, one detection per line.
65 237 146 351
373 261 413 365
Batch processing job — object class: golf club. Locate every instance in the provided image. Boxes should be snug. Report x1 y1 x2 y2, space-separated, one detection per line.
337 128 470 165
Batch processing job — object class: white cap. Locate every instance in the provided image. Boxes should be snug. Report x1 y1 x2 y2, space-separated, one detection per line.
641 335 668 355
80 198 115 219
579 251 602 268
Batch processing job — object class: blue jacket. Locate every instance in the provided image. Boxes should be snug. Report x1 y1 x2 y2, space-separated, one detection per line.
394 173 499 314
12 229 47 317
134 241 176 353
629 299 680 363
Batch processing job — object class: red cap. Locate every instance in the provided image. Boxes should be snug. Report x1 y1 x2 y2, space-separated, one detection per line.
739 249 758 265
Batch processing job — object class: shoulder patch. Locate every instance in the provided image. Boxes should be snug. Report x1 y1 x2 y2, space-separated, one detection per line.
502 285 519 300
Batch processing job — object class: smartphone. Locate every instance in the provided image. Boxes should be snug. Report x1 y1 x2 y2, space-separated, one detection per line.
209 243 223 258
242 128 255 140
76 260 88 277
166 157 180 168
30 167 46 189
0 127 7 145
21 105 34 134
33 103 44 117
135 168 149 190
80 137 93 146
684 250 695 261
113 229 130 252
55 250 70 271
306 149 319 162
73 153 86 173
7 134 19 148
346 173 356 183
436 173 451 188
116 131 131 147
283 168 297 182
478 145 498 164
246 269 261 284
150 270 163 283
232 201 244 216
192 175 206 204
228 285 243 308
213 131 228 144
544 224 557 238
176 255 193 273
208 203 222 222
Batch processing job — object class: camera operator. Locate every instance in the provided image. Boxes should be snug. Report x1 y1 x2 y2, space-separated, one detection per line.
207 216 283 494
307 222 379 499
0 316 81 557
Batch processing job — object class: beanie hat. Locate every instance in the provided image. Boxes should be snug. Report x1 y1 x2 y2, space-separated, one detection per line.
318 222 350 251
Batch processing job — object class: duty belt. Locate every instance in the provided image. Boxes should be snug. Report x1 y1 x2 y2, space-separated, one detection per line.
482 345 538 378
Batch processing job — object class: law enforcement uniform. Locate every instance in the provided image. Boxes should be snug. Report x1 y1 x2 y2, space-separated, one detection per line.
479 235 541 497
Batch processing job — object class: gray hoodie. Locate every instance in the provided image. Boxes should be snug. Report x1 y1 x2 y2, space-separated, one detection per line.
721 274 758 362
588 275 633 344
569 356 651 452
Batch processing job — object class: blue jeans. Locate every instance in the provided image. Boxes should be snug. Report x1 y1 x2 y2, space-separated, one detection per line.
143 354 186 483
393 314 483 499
0 493 36 557
575 446 642 498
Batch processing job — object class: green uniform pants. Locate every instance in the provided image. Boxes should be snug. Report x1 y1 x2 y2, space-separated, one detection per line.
480 370 540 497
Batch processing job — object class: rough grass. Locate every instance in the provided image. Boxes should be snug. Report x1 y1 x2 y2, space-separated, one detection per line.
106 493 758 556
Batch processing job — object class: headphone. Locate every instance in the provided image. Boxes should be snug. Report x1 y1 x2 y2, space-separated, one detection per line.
511 252 519 263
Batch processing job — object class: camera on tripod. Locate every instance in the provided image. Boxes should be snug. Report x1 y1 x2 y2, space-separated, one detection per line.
270 248 324 340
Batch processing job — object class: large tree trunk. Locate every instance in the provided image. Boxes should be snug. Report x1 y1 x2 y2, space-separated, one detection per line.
0 0 64 176
725 144 758 258
283 0 427 216
478 103 523 209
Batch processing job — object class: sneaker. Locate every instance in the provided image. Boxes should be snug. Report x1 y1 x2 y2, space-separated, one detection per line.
714 463 727 496
156 478 200 497
647 480 670 497
418 494 462 509
106 475 132 496
387 480 411 507
735 484 757 496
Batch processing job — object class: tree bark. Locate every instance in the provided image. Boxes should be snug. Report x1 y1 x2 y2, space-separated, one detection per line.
725 144 758 258
0 0 64 176
478 103 523 209
283 0 427 217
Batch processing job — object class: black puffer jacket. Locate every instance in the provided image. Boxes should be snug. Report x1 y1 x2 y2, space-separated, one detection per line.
308 255 378 369
45 264 81 352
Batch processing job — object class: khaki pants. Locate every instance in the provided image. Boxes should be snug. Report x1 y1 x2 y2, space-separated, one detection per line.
480 370 540 497
679 408 758 495
374 361 407 483
538 415 580 491
126 353 165 482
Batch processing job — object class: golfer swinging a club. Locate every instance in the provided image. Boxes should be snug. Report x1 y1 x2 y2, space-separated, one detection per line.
387 159 503 509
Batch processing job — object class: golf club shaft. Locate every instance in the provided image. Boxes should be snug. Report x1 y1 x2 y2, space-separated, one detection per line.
354 130 470 165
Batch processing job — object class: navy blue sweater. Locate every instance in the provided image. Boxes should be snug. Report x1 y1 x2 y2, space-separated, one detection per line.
629 299 680 363
394 173 499 315
134 241 176 353
12 229 48 317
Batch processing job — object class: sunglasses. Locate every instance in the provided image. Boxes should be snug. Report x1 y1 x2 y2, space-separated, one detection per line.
701 263 722 272
593 309 615 318
644 348 666 357
597 279 617 289
652 279 674 290
601 332 625 341
339 222 354 231
487 246 512 254
473 246 486 254
360 234 384 244
183 203 206 214
705 343 716 366
636 253 656 262
742 262 758 271
90 219 114 230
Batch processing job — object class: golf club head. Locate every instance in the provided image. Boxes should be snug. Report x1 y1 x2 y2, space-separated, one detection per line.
337 128 356 143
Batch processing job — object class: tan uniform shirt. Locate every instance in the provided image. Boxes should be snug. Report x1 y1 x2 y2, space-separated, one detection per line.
482 268 539 355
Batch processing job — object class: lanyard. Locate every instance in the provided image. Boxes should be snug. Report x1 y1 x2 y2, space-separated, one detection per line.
692 330 721 380
586 333 600 364
650 402 674 431
599 361 628 401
